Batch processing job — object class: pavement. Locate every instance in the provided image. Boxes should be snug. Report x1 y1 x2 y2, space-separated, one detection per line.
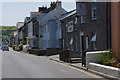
44 54 119 80
2 48 105 79
46 54 85 70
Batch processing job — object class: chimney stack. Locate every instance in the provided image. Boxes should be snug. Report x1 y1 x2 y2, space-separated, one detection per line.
38 6 47 12
56 0 61 8
50 2 56 11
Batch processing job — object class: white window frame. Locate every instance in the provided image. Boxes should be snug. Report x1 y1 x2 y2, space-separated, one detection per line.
81 16 85 23
75 17 77 24
67 21 73 32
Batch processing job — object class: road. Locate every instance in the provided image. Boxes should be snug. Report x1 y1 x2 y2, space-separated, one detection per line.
2 48 104 78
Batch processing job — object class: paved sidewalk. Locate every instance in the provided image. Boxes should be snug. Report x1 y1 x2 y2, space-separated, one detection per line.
45 54 119 79
46 54 86 70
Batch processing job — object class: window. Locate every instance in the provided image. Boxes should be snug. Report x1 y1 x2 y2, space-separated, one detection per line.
70 38 74 51
67 21 73 32
81 16 85 23
91 2 97 20
91 34 97 50
92 9 97 20
86 36 89 49
75 17 77 24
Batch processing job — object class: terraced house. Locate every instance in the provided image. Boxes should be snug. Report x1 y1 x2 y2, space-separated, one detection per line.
16 22 24 45
39 1 67 50
61 2 111 65
22 17 30 45
28 2 59 49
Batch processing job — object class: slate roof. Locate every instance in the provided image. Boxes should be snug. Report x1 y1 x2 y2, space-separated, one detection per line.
39 7 67 25
60 9 76 20
59 9 76 21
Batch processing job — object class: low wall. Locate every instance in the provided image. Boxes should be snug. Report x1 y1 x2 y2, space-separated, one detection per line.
86 51 120 78
86 51 109 68
89 63 120 78
28 49 46 56
46 48 62 56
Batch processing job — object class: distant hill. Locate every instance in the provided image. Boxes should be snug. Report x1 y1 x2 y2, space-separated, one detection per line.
0 26 16 38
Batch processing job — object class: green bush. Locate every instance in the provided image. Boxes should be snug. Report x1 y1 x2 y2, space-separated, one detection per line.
97 51 112 65
12 45 17 50
16 46 20 51
18 44 23 51
116 63 120 68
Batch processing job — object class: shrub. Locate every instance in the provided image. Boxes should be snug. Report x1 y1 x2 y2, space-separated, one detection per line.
18 44 23 51
97 51 112 65
104 61 111 66
16 46 20 51
111 58 118 63
116 63 120 68
12 45 17 50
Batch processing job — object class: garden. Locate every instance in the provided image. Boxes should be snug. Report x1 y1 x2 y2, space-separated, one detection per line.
97 50 120 68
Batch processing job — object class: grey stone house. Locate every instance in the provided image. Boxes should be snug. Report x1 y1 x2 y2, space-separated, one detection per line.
61 10 80 58
61 2 111 60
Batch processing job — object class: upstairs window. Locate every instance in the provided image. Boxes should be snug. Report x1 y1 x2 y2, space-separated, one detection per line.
91 2 97 20
66 21 73 32
81 16 85 23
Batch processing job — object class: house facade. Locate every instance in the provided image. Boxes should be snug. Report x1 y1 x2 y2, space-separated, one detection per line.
76 2 111 55
22 17 30 45
61 2 111 59
39 1 67 50
28 12 41 48
16 22 24 45
28 19 34 48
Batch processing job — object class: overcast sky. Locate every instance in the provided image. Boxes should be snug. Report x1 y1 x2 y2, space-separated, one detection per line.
1 1 76 26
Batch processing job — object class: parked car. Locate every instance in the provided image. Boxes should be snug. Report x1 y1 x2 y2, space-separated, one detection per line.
1 45 9 51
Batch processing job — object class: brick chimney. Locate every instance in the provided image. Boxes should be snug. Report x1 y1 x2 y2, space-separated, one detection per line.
50 2 56 11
